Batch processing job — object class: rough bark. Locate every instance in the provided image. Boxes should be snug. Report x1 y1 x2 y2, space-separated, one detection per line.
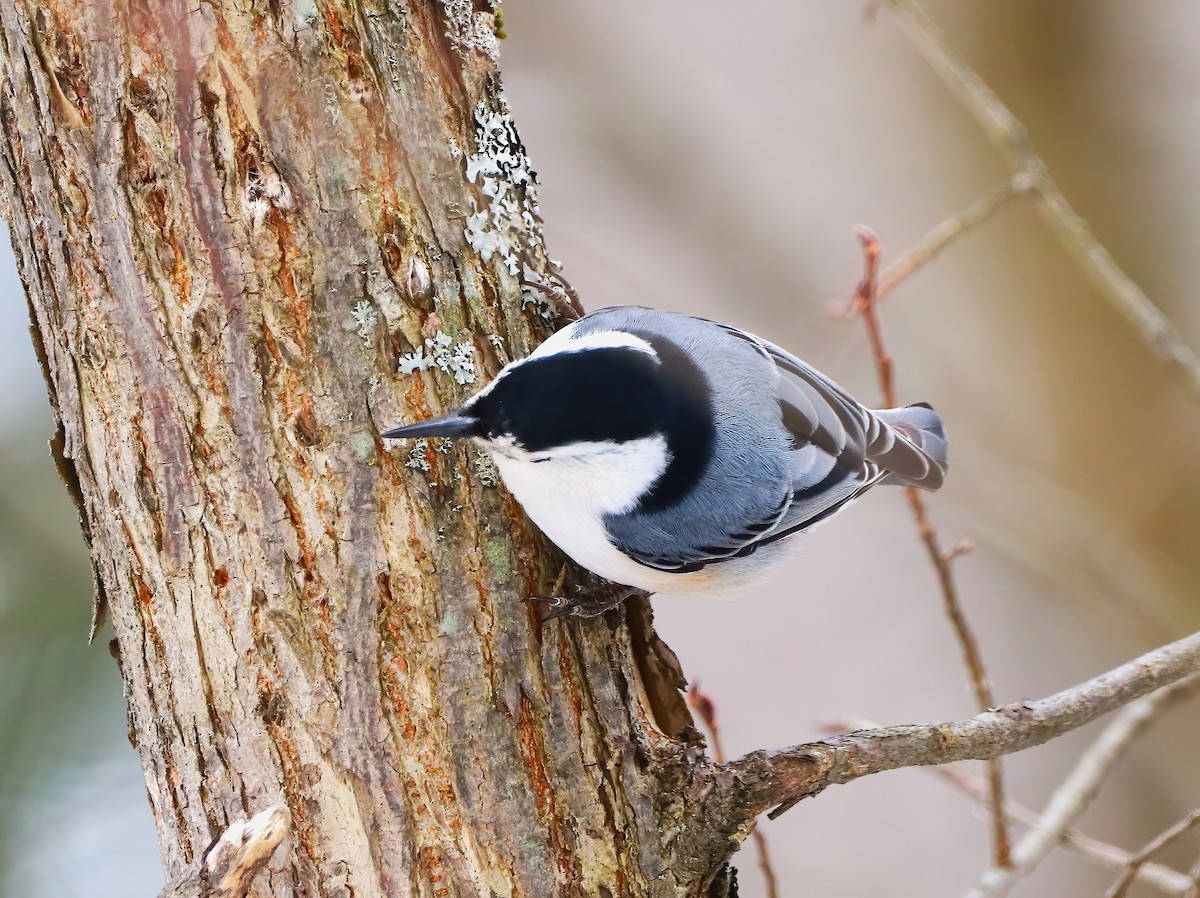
0 2 728 895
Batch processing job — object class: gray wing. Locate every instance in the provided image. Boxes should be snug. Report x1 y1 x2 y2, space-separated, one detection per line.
733 327 946 536
619 322 946 573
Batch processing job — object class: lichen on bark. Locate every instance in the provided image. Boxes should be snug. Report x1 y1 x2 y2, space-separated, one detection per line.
0 0 737 895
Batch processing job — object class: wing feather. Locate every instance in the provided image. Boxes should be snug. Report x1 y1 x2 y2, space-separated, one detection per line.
614 320 944 574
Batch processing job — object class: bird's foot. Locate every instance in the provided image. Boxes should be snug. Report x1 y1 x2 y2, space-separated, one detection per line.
525 571 645 621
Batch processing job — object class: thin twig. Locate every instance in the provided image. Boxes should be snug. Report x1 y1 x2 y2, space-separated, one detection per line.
939 764 1194 897
1109 810 1200 898
851 226 1011 867
883 0 1200 400
688 682 780 898
967 675 1200 897
877 175 1034 299
720 626 1200 820
821 718 1194 897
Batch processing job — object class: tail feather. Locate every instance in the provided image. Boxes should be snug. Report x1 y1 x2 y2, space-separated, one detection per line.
871 403 948 490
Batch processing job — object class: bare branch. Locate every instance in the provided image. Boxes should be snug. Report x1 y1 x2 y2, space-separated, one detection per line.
851 228 1010 866
821 719 1195 897
883 0 1200 400
877 176 1034 299
720 628 1200 820
1109 810 1200 898
967 675 1200 897
159 806 289 898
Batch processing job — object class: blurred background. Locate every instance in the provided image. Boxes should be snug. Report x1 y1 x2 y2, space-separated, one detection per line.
3 1 1200 895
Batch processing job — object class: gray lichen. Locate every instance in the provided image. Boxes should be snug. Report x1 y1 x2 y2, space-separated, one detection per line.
460 94 562 317
473 453 500 487
404 439 431 473
437 0 500 62
351 300 380 346
399 330 478 385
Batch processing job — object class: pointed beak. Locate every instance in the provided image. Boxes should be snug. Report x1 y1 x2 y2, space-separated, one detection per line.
381 414 479 440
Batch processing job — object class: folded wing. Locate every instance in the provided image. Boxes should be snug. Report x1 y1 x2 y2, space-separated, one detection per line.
617 324 947 573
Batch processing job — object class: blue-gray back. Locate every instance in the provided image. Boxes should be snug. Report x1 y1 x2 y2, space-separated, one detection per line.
573 307 947 573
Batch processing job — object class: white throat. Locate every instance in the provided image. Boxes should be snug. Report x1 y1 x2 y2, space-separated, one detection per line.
486 435 669 517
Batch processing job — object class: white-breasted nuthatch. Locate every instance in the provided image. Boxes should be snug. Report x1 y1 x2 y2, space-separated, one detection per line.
383 306 947 606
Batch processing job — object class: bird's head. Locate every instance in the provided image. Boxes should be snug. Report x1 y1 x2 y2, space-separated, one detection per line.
383 330 713 510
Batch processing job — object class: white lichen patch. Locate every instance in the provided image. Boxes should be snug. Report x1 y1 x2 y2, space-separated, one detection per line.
399 330 478 385
398 346 434 375
460 94 559 317
438 0 500 62
473 453 500 487
405 439 431 472
351 300 379 346
446 343 477 384
294 0 318 27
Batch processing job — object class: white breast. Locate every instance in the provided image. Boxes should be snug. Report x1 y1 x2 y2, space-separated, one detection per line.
488 437 792 595
490 436 665 586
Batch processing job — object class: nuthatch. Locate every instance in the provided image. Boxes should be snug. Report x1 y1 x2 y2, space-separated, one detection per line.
385 306 947 606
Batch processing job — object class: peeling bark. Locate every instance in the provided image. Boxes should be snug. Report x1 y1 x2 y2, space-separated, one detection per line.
0 2 738 894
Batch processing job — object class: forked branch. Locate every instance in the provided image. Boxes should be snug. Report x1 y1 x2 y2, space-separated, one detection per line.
967 675 1200 897
1108 810 1200 898
818 720 1197 897
882 0 1200 399
877 175 1034 300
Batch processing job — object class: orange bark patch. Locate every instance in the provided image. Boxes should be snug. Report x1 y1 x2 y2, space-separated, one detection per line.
270 209 310 350
517 690 575 882
319 3 368 87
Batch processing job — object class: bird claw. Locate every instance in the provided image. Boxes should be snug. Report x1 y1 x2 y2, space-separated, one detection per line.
523 586 641 622
524 594 580 622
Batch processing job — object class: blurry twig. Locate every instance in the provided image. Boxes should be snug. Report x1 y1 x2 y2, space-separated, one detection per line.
882 0 1200 400
688 682 779 898
822 718 1194 897
1108 809 1200 898
850 226 1010 867
967 674 1200 897
1185 854 1200 898
877 175 1034 299
940 765 1193 897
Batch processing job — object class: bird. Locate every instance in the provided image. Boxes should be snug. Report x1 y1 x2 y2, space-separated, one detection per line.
383 306 947 610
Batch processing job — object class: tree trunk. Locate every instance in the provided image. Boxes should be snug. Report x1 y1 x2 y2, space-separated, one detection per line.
0 2 732 894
